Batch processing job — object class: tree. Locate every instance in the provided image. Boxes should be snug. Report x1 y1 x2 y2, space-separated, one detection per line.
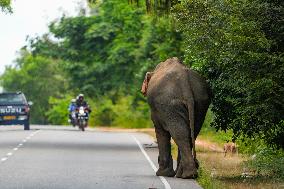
0 0 11 13
0 49 68 124
131 0 178 14
1 0 183 125
45 0 183 97
172 0 284 148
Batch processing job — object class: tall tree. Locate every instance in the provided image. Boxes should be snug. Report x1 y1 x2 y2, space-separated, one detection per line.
173 0 284 148
46 0 183 97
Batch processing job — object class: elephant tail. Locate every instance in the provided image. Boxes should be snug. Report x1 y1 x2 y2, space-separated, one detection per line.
184 68 197 161
188 100 196 160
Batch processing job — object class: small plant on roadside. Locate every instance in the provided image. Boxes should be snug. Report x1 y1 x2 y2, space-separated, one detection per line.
244 147 284 179
197 162 224 189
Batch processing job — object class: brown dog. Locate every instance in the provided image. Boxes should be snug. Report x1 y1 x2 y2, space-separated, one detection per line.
223 142 237 157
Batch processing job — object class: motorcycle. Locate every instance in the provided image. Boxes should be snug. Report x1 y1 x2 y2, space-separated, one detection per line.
70 111 77 127
76 106 89 131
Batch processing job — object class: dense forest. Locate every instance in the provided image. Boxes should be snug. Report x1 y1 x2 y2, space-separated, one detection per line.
1 0 283 150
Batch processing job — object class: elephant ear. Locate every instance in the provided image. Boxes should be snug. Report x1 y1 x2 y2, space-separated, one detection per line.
141 72 153 96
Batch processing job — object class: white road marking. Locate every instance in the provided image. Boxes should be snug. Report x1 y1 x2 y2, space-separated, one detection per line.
132 135 172 189
0 130 40 164
1 157 8 162
7 152 13 156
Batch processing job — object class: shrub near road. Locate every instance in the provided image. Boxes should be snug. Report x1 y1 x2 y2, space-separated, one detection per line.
172 0 284 149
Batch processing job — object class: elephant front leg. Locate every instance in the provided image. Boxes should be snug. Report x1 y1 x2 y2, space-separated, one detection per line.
155 127 175 177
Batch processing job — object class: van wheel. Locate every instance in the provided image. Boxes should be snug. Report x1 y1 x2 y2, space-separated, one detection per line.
24 121 30 130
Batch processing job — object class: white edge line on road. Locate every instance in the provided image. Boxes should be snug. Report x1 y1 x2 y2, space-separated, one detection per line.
132 135 172 189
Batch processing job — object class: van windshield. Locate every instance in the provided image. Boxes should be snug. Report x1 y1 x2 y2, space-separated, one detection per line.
0 94 25 105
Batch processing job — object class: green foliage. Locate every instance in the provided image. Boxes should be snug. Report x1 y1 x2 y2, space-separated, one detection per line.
0 0 182 127
46 96 71 125
0 0 11 13
173 0 284 148
0 50 68 124
43 0 183 97
47 1 146 96
131 0 179 14
92 96 115 126
199 109 234 145
245 147 284 178
112 96 152 128
197 162 223 189
92 95 152 128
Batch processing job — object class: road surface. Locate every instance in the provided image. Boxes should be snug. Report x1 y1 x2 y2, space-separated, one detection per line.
0 125 202 189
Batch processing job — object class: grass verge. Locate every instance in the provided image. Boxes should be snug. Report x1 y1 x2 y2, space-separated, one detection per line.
138 127 284 189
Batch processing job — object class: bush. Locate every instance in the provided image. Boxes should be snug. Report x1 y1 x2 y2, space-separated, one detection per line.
92 95 152 128
199 109 233 145
112 96 152 128
91 97 115 126
46 96 71 125
245 147 284 178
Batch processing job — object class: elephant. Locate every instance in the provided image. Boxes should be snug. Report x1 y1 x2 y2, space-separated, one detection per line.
141 57 211 179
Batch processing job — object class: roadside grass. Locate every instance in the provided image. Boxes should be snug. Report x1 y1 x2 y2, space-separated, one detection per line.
193 132 284 189
138 127 284 189
95 125 284 189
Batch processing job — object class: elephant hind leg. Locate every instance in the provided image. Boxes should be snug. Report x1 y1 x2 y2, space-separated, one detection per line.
154 121 175 177
176 148 199 176
169 122 197 179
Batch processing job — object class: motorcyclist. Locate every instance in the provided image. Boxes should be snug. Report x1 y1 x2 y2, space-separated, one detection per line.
68 99 77 123
76 93 91 114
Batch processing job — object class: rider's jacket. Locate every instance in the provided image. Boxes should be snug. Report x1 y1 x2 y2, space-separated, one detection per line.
76 100 91 112
76 100 88 107
68 103 77 112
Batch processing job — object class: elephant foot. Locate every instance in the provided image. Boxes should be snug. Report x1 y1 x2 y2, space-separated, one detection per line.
156 168 176 177
181 169 198 179
175 163 198 179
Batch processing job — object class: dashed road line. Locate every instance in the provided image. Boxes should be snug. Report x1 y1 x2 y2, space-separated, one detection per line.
0 130 40 164
1 157 8 162
132 135 172 189
7 152 13 156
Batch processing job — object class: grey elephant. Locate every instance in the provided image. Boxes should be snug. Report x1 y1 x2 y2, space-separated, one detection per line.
141 57 211 179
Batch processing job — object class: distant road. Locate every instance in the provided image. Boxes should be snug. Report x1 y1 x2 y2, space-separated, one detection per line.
0 125 202 189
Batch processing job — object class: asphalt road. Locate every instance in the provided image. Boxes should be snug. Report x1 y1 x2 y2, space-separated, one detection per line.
0 125 202 189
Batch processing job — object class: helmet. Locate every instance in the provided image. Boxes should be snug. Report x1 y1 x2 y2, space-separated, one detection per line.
78 94 84 100
71 99 76 103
